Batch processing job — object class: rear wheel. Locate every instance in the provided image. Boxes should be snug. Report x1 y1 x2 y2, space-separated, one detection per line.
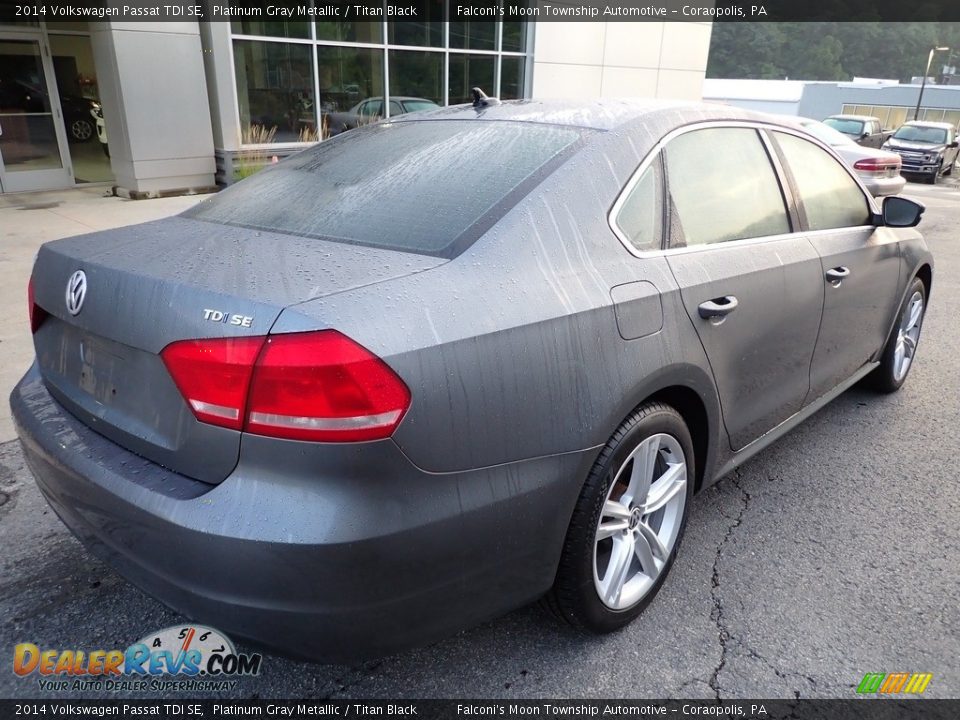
70 118 94 142
868 278 926 393
545 403 694 632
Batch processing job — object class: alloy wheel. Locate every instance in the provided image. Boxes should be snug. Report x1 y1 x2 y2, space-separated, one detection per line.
71 119 93 141
893 291 924 382
593 433 687 610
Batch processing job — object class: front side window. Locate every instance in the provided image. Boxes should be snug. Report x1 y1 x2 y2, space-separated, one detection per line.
773 132 870 232
664 128 790 248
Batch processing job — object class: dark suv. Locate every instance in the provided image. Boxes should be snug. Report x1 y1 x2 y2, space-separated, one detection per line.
882 121 960 184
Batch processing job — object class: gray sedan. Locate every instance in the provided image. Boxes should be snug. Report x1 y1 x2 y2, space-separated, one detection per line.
12 100 931 662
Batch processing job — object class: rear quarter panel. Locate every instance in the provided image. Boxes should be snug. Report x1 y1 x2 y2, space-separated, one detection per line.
274 111 734 480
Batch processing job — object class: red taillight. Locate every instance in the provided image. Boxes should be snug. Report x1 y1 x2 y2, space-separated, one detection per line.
854 157 900 172
160 331 411 442
28 277 47 334
161 336 265 430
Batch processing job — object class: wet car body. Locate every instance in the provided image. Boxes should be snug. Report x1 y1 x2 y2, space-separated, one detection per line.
13 100 932 661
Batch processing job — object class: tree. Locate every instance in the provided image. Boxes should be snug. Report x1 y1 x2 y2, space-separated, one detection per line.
707 22 960 82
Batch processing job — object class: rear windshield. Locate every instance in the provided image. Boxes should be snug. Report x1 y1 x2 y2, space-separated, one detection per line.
823 118 864 135
800 121 854 148
185 120 587 258
892 125 948 144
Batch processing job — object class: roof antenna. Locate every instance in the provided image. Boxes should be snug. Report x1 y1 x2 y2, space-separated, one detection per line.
472 87 501 108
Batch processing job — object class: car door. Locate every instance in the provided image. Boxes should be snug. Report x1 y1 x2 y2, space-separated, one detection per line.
658 126 824 451
769 130 901 399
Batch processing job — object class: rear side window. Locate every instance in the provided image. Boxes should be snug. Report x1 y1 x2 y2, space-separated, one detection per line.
773 132 871 231
185 120 586 258
664 127 790 248
615 154 663 252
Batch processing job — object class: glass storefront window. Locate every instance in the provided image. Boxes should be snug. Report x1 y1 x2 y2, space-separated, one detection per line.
317 45 384 136
449 21 495 51
448 53 494 106
502 17 528 52
233 39 315 143
886 107 908 130
389 50 443 105
943 110 960 130
232 2 309 39
0 39 61 171
388 0 444 47
315 21 382 44
500 56 525 100
48 33 112 183
230 19 531 147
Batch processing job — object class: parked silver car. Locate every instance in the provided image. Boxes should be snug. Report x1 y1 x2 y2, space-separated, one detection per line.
791 117 905 197
13 100 932 661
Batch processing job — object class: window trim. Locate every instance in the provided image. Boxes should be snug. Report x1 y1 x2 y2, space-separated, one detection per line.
608 120 880 259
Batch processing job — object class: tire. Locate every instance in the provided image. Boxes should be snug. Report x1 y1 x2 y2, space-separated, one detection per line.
544 402 695 633
69 118 94 143
867 277 926 393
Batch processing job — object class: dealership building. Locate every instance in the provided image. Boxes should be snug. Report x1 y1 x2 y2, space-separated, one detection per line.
0 14 712 197
703 77 960 131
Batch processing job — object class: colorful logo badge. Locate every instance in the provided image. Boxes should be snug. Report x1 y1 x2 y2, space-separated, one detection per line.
14 625 262 692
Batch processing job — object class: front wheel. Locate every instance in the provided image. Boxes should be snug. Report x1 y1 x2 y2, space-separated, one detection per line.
544 403 694 633
867 278 926 393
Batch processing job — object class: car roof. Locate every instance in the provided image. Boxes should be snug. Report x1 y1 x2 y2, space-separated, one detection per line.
389 98 789 132
903 120 953 129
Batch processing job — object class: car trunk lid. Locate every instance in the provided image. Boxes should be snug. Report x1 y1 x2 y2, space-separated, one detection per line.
30 216 444 484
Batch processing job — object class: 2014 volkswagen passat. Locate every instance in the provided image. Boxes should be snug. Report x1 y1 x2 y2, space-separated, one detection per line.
12 100 931 661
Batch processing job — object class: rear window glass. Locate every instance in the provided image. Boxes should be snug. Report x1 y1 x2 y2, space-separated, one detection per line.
823 118 865 135
185 120 587 258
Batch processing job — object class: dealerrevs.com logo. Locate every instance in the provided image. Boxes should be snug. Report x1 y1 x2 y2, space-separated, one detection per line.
13 625 262 692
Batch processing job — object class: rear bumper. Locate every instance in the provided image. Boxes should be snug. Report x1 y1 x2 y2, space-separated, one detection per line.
860 174 906 197
11 363 593 661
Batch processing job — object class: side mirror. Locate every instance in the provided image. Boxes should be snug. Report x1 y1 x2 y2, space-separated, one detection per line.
949 140 959 148
880 196 925 228
861 131 869 139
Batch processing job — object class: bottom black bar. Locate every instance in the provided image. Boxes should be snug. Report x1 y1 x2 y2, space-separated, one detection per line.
2 699 958 720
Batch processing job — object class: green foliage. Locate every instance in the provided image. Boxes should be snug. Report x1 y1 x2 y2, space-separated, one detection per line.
707 22 960 81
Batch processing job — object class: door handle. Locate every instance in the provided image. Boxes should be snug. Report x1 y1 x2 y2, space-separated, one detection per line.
698 296 739 319
826 266 850 285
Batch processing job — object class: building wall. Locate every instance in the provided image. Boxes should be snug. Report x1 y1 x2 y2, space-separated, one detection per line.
90 22 217 196
532 22 712 100
799 83 960 128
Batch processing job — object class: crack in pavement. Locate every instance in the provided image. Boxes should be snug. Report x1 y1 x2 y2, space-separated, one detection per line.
708 469 751 700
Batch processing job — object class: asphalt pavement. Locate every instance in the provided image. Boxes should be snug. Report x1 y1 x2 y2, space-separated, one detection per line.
1 180 958 700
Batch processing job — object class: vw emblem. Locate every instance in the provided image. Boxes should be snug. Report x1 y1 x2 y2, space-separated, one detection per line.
65 270 87 316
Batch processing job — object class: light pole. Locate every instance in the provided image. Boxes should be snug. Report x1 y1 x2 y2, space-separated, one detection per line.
913 46 950 121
